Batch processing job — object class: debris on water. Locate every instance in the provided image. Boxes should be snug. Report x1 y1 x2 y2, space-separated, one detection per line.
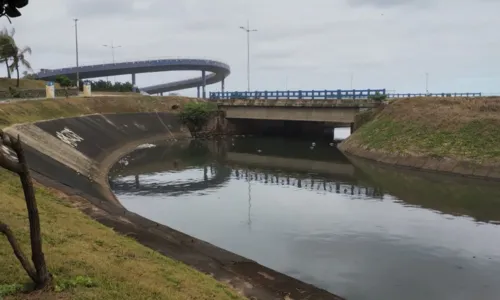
310 146 314 150
257 149 262 153
312 142 316 147
136 143 156 149
329 143 334 146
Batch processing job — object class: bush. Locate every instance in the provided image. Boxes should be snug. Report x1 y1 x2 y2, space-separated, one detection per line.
369 91 387 102
8 86 21 98
178 102 217 132
55 75 72 88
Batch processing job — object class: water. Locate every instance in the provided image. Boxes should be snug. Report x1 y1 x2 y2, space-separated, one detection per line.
109 133 500 300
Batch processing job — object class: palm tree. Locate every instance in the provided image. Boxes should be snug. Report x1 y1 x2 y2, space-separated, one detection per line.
9 45 31 87
0 27 16 78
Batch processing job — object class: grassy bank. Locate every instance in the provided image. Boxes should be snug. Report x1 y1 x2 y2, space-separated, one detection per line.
0 78 61 91
342 97 500 165
0 95 202 128
0 97 243 300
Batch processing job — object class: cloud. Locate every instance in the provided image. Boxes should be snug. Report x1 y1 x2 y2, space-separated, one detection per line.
346 0 431 8
0 0 498 95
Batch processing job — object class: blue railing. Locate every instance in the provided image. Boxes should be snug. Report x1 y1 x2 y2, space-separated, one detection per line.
387 93 482 98
210 89 386 100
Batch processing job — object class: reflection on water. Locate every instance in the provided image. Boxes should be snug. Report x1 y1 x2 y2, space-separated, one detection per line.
110 137 500 300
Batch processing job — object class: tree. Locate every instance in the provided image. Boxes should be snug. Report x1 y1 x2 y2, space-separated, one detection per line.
0 131 52 290
9 44 31 87
22 70 37 79
54 75 72 87
0 27 16 78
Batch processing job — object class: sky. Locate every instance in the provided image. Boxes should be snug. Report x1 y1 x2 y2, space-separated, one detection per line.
2 0 500 96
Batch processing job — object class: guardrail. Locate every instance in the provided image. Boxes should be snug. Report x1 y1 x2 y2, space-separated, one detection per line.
210 89 386 100
387 93 482 98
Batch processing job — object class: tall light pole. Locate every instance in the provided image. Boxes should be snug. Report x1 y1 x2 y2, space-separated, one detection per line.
103 41 121 64
73 18 79 89
240 20 257 92
425 72 429 95
103 42 121 83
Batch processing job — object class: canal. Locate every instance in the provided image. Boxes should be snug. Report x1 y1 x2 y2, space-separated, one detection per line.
109 131 500 300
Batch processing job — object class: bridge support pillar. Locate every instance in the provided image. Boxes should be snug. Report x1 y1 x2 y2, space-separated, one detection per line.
202 70 206 99
160 92 164 96
197 86 200 98
350 122 355 134
132 73 136 92
221 78 225 94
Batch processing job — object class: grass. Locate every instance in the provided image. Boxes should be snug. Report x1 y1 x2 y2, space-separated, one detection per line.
0 96 244 300
0 79 61 91
0 96 202 128
344 97 500 164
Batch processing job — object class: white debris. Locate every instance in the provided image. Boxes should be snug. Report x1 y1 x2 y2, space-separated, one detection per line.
136 143 156 149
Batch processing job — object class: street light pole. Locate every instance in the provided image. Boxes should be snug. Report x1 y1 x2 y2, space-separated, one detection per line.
425 72 429 95
240 20 257 92
103 42 121 83
73 18 79 89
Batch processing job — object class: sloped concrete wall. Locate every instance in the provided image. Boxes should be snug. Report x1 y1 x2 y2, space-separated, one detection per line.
5 112 190 204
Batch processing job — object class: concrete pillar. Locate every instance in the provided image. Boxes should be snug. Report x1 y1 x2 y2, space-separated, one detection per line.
202 70 206 99
160 92 164 96
197 86 200 98
132 73 136 92
350 123 355 134
221 78 225 94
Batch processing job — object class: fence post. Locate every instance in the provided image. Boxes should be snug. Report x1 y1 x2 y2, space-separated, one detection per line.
353 89 356 100
287 90 290 100
299 90 302 100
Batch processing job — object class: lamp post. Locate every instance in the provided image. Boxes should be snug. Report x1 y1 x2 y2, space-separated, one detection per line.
73 18 79 89
425 72 429 95
103 42 121 83
239 20 257 92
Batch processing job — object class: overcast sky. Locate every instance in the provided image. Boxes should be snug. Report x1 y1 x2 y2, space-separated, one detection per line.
2 0 500 96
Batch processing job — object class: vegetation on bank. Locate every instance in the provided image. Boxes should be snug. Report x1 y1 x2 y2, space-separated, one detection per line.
0 171 243 300
0 95 202 128
178 101 217 133
54 75 136 93
343 97 500 164
0 96 243 299
0 78 61 91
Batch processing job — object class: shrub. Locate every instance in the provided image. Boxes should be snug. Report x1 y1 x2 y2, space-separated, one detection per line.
8 86 20 98
54 75 72 88
178 102 217 133
369 91 387 102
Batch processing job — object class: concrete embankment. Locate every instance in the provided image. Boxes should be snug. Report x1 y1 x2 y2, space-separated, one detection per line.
339 97 500 180
5 112 342 300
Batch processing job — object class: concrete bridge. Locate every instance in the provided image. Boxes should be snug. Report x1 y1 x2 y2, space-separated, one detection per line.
36 58 230 96
217 99 378 123
217 99 379 137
